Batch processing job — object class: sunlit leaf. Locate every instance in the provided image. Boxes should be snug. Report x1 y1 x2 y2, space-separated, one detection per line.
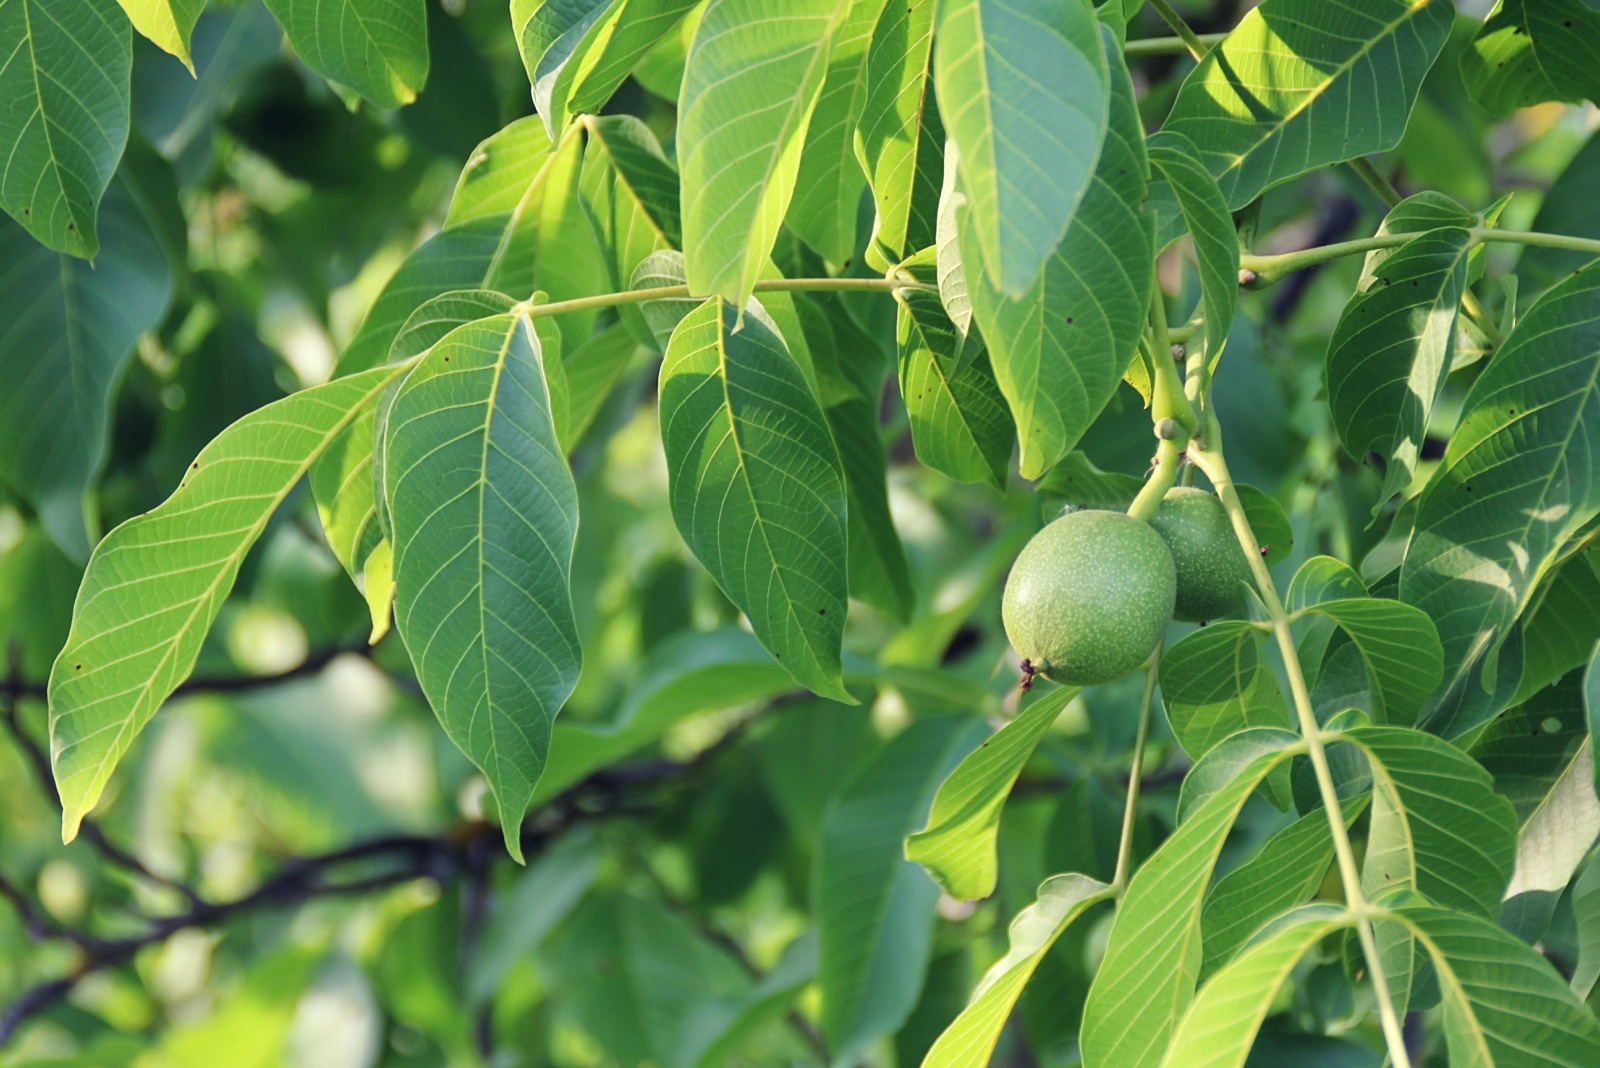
118 0 205 70
855 0 941 270
1146 131 1237 368
1160 622 1287 760
1460 0 1600 118
262 0 428 109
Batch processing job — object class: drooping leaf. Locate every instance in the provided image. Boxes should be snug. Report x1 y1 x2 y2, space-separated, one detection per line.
896 254 1014 488
1327 227 1473 503
1146 131 1237 368
0 161 176 560
1161 0 1453 209
1080 729 1304 1068
512 0 697 138
1401 263 1600 737
118 0 206 71
960 27 1151 478
1300 598 1443 726
1460 0 1600 118
47 366 402 842
1384 902 1600 1065
1160 623 1287 760
920 873 1113 1068
657 299 852 702
786 0 886 264
906 685 1076 901
816 714 987 1060
0 0 131 258
1162 905 1353 1068
1511 547 1600 705
384 314 580 861
855 0 941 270
934 0 1108 296
677 0 844 303
261 0 429 109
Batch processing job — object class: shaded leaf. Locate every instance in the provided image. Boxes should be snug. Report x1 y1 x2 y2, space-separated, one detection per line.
1160 622 1286 760
855 0 941 270
262 0 429 109
1146 130 1237 367
1460 0 1600 118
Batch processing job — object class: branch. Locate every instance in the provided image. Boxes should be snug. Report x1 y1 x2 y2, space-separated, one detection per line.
1242 226 1600 287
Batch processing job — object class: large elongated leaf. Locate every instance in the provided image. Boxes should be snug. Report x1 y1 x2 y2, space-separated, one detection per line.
512 0 697 138
1080 729 1304 1068
854 0 941 270
1160 622 1287 759
658 299 852 702
905 685 1076 901
385 314 580 861
677 0 844 303
1460 0 1600 118
1385 902 1600 1065
1327 227 1473 503
921 873 1112 1068
0 0 130 258
262 0 427 108
786 0 885 264
1401 263 1600 736
1146 131 1237 368
961 27 1150 478
934 0 1107 297
1162 905 1352 1068
895 259 1014 488
47 366 401 842
1161 0 1453 209
816 715 987 1060
0 164 176 561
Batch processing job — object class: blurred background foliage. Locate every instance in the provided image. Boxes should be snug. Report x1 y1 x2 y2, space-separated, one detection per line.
2 0 1597 1064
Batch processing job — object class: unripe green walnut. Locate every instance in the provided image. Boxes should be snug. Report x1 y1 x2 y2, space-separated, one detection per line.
1148 487 1253 622
1002 510 1176 687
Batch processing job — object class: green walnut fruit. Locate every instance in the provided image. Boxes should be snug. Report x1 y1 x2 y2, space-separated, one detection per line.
1148 486 1252 622
1002 509 1176 687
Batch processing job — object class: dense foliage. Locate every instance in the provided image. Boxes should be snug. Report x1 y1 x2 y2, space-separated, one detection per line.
6 0 1600 1064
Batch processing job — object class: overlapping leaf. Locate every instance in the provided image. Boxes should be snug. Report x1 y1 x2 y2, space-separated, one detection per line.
1460 0 1600 118
1146 131 1237 368
262 0 428 109
657 299 852 702
854 0 941 270
1160 623 1287 759
385 314 580 860
0 0 130 257
934 0 1107 296
960 27 1151 478
905 685 1077 901
1162 0 1453 209
1401 263 1600 736
47 366 402 842
677 0 844 303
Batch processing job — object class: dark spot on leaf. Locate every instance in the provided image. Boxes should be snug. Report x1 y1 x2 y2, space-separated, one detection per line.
75 665 82 671
1066 317 1074 324
817 608 826 615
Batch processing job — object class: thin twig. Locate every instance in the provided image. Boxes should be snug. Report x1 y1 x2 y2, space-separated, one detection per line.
1145 0 1210 62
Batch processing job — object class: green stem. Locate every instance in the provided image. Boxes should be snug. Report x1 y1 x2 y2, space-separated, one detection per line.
1187 430 1412 1068
1346 156 1403 208
518 276 938 320
1240 227 1600 286
1143 0 1211 62
1148 285 1197 433
1128 438 1183 522
1124 32 1227 56
1112 651 1159 896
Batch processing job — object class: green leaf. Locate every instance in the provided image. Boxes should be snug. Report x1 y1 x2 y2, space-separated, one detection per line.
262 0 427 108
0 525 80 681
1511 547 1600 705
1080 729 1304 1068
1162 905 1353 1068
1160 622 1287 760
1285 555 1368 611
906 685 1076 900
1161 0 1453 209
896 256 1015 488
562 321 642 447
384 314 580 861
0 0 130 258
1327 227 1473 503
1036 451 1143 508
816 714 987 1059
1146 131 1237 368
1339 726 1516 918
934 0 1108 296
854 0 941 271
677 0 844 303
1460 0 1600 118
785 0 884 264
920 873 1113 1068
1236 484 1293 568
47 365 401 842
1200 800 1367 979
581 114 681 343
1301 599 1443 726
658 299 852 702
449 117 555 223
118 0 205 71
1401 263 1600 736
679 934 819 1068
512 0 697 138
0 162 176 560
1571 848 1600 1001
960 27 1151 478
934 145 972 339
1384 902 1600 1065
1522 132 1600 289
